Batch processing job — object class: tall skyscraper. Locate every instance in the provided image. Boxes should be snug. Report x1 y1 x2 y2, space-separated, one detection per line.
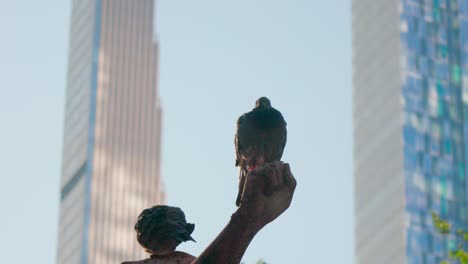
353 0 468 263
56 1 163 263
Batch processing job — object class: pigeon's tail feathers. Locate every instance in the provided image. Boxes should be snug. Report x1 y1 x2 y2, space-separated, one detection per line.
235 168 247 207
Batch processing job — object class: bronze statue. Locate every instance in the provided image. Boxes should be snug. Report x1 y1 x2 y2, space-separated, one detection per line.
123 162 296 264
122 205 196 264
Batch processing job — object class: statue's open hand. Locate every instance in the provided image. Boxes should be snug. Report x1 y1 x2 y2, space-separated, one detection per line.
239 162 297 229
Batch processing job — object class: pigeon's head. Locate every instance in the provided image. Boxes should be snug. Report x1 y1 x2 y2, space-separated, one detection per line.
255 97 271 109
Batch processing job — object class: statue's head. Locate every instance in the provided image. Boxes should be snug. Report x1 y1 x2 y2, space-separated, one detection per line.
134 205 195 254
255 97 271 108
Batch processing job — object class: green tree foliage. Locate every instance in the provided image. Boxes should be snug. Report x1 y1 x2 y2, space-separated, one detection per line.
432 212 451 234
432 212 468 264
240 259 268 264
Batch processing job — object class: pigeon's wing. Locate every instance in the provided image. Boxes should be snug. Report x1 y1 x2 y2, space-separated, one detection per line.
235 113 257 206
234 115 244 168
273 117 287 161
235 113 260 163
264 110 287 162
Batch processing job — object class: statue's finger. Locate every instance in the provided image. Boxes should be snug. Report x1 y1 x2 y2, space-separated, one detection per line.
282 163 297 190
243 169 265 201
262 166 274 196
270 165 282 189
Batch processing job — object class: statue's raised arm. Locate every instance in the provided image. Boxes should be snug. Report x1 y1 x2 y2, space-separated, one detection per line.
192 161 297 264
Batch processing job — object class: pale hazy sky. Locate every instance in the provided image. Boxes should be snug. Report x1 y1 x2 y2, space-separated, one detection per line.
0 0 353 263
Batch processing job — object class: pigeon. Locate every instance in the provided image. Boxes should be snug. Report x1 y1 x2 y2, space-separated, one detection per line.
235 97 287 206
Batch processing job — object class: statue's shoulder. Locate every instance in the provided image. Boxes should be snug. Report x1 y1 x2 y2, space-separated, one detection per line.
121 260 149 264
157 251 196 263
122 251 195 264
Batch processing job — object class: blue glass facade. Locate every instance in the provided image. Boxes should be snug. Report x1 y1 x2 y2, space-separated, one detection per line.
401 0 468 262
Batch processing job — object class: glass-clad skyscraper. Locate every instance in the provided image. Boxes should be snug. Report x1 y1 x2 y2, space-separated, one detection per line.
56 1 164 263
353 0 468 263
401 0 468 263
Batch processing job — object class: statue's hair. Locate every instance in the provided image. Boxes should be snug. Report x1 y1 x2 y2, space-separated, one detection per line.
134 205 195 252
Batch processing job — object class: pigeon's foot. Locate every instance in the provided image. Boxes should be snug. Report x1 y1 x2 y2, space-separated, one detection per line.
247 165 257 171
247 156 265 171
